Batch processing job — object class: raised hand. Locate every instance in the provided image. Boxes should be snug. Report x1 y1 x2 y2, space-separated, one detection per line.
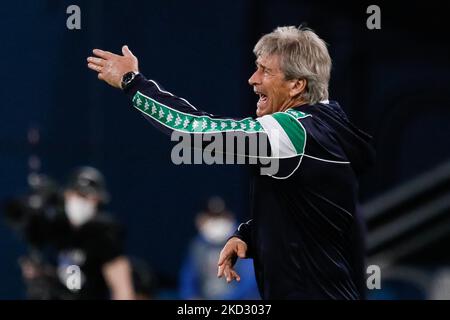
87 45 139 89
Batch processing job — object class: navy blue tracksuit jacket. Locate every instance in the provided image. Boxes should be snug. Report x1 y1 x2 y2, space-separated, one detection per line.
124 73 375 299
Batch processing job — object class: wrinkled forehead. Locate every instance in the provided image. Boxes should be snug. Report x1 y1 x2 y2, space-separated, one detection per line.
255 53 282 69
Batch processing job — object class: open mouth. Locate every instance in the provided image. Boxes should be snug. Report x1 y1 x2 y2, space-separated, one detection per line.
258 93 268 104
255 90 268 110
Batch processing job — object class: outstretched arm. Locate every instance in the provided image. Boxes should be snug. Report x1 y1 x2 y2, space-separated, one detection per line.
87 46 264 131
87 46 308 171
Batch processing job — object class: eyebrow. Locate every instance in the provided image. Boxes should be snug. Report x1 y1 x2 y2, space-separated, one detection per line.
255 61 272 72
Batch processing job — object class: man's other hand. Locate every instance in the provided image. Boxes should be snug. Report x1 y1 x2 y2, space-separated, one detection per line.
217 237 248 283
87 45 139 89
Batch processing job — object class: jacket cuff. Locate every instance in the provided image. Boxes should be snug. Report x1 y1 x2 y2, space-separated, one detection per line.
123 73 147 100
230 226 253 258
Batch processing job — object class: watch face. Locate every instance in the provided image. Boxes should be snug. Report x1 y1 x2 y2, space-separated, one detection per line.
124 72 134 82
122 72 135 89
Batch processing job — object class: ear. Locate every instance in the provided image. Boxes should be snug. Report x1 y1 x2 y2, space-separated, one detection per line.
289 79 307 97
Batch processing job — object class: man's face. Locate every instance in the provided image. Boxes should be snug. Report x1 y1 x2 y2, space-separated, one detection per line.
248 54 293 117
64 190 100 227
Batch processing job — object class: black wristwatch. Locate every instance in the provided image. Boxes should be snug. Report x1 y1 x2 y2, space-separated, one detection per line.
121 71 138 90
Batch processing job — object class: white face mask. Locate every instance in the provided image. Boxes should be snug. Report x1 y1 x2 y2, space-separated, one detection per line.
65 196 96 227
200 217 235 245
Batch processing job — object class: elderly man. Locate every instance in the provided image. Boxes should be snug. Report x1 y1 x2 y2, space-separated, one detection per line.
87 26 374 299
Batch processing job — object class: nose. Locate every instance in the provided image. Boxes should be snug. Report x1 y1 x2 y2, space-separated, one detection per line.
248 70 260 86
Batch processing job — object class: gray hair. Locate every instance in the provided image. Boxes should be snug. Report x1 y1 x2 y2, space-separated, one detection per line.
253 26 332 104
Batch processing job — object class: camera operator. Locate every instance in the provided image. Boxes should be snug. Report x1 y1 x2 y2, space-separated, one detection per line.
4 167 136 300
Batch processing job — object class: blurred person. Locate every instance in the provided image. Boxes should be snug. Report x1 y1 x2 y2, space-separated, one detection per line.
179 197 259 300
87 25 374 299
5 167 135 300
55 166 135 299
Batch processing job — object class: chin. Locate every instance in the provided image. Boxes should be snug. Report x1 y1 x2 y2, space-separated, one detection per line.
256 108 269 117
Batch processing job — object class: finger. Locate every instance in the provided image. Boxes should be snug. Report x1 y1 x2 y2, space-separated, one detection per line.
217 252 227 267
218 261 233 278
217 264 223 278
87 57 105 66
231 269 241 282
223 265 232 282
98 73 104 80
122 45 135 57
217 263 228 278
218 247 233 266
87 63 102 72
220 264 241 283
92 49 114 59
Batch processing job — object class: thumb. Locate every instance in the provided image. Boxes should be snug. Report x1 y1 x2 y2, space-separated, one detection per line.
122 45 134 57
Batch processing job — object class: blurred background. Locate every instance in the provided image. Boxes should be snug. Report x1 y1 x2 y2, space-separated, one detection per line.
0 0 449 299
